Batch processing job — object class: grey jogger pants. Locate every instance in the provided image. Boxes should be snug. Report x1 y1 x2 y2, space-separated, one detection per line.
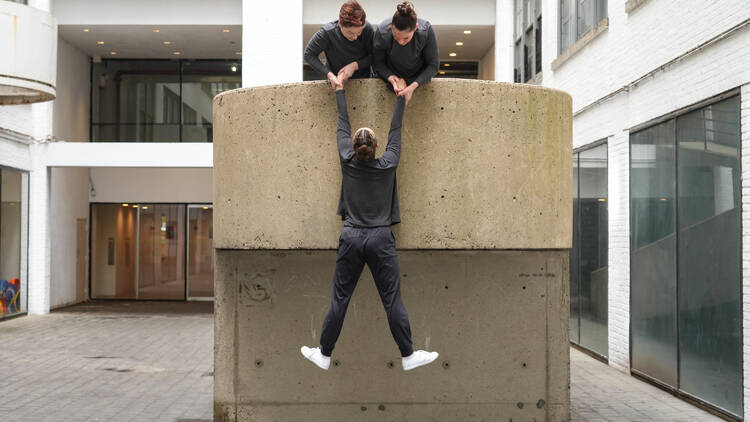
320 226 414 357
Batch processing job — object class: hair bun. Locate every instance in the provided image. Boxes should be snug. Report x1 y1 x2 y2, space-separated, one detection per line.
397 1 413 15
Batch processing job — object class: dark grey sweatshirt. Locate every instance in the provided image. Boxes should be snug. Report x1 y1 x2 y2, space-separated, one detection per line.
372 18 439 86
335 89 405 227
304 21 375 79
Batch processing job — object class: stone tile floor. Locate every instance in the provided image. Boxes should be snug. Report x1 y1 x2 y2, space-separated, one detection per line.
0 302 727 421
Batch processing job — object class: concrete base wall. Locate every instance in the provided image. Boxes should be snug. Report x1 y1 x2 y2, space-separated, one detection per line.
214 249 570 422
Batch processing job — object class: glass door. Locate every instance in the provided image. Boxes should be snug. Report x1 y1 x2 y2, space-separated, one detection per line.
137 204 186 299
187 205 213 299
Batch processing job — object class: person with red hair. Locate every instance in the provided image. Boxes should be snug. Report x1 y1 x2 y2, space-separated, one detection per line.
304 1 374 90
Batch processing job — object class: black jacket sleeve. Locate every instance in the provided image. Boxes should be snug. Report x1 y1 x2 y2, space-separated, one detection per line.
414 25 439 87
336 90 353 161
304 28 332 77
381 97 406 168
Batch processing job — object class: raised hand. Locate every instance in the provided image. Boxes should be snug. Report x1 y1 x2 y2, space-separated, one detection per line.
397 82 418 105
327 72 342 91
337 62 358 85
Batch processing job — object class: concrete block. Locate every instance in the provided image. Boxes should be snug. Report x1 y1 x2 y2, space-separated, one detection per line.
214 250 570 422
213 79 572 250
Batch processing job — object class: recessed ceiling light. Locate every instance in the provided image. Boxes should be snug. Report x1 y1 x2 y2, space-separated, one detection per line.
439 71 446 75
173 51 181 55
132 205 138 208
449 52 457 57
122 203 129 207
456 42 464 46
231 65 237 72
163 41 171 45
223 29 231 33
83 28 90 32
202 206 209 210
110 51 118 55
97 41 104 45
235 51 242 55
444 63 451 67
152 29 160 33
464 30 472 34
142 206 148 209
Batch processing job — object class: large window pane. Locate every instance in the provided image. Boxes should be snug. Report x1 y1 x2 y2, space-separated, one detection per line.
181 61 241 143
188 206 214 298
0 169 27 318
138 204 186 300
578 144 608 357
570 153 580 343
630 120 677 387
676 96 742 416
91 204 138 298
92 60 181 142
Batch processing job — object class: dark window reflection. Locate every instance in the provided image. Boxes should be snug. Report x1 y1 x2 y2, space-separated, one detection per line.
629 95 742 418
571 143 608 358
91 60 241 142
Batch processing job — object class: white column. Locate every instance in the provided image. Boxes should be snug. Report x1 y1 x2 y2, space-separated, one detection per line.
740 83 750 422
607 130 630 372
242 0 303 87
494 0 514 82
27 143 51 315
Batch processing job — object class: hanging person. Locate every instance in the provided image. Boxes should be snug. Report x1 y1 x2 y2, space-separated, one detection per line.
372 1 439 105
303 0 375 90
300 77 439 372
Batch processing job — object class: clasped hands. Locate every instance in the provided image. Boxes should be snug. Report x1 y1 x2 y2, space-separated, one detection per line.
327 62 417 104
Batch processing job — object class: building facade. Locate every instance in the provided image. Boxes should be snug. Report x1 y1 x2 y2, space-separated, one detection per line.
0 0 748 419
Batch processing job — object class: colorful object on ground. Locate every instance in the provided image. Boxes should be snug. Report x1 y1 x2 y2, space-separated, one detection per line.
0 278 21 316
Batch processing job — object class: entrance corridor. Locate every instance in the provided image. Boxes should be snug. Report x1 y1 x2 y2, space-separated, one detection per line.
0 302 725 421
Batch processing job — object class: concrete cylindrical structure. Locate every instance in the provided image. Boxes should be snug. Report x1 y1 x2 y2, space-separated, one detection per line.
213 79 572 422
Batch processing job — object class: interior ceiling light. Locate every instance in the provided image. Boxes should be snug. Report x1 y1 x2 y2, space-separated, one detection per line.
173 51 181 55
152 29 160 33
231 65 238 72
203 206 209 210
449 52 457 57
223 29 231 33
235 52 242 55
163 41 171 45
142 206 148 209
444 63 451 67
439 71 446 75
132 205 138 208
464 30 472 34
97 41 104 45
83 28 90 32
456 42 464 46
110 51 118 55
122 203 129 207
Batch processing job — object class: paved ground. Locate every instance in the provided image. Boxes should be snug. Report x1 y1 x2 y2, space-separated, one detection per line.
0 302 726 421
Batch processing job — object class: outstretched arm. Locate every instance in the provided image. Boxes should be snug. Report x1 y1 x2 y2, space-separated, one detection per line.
335 89 353 161
304 29 332 77
381 96 406 168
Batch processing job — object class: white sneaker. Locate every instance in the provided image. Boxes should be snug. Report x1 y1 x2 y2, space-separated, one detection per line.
402 350 439 371
300 346 331 370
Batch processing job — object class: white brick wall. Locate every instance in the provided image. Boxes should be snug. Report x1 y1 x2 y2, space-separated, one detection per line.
607 130 630 372
740 83 750 422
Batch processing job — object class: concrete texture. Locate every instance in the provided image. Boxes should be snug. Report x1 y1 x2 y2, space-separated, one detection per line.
213 79 572 250
214 250 570 422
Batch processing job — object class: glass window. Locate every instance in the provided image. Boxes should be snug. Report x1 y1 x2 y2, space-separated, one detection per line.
138 204 186 300
91 204 138 298
187 206 214 298
515 0 542 83
629 95 742 418
559 0 607 53
630 119 678 387
570 143 608 357
0 168 28 318
91 60 240 142
676 96 742 417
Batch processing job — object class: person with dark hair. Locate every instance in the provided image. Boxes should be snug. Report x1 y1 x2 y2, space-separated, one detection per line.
372 1 439 104
300 79 439 372
304 0 374 90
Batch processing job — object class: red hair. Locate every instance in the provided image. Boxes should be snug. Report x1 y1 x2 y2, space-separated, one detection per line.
339 0 366 27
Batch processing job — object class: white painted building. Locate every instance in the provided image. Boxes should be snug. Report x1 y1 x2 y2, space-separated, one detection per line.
0 0 748 419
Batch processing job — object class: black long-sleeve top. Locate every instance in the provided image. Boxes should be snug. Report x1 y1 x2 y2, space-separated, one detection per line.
372 18 439 86
304 21 374 79
335 89 406 227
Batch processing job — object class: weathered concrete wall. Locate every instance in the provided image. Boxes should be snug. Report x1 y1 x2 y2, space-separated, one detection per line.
213 79 572 422
215 250 570 422
213 79 572 250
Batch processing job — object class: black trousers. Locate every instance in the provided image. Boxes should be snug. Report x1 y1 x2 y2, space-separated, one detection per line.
320 226 414 357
